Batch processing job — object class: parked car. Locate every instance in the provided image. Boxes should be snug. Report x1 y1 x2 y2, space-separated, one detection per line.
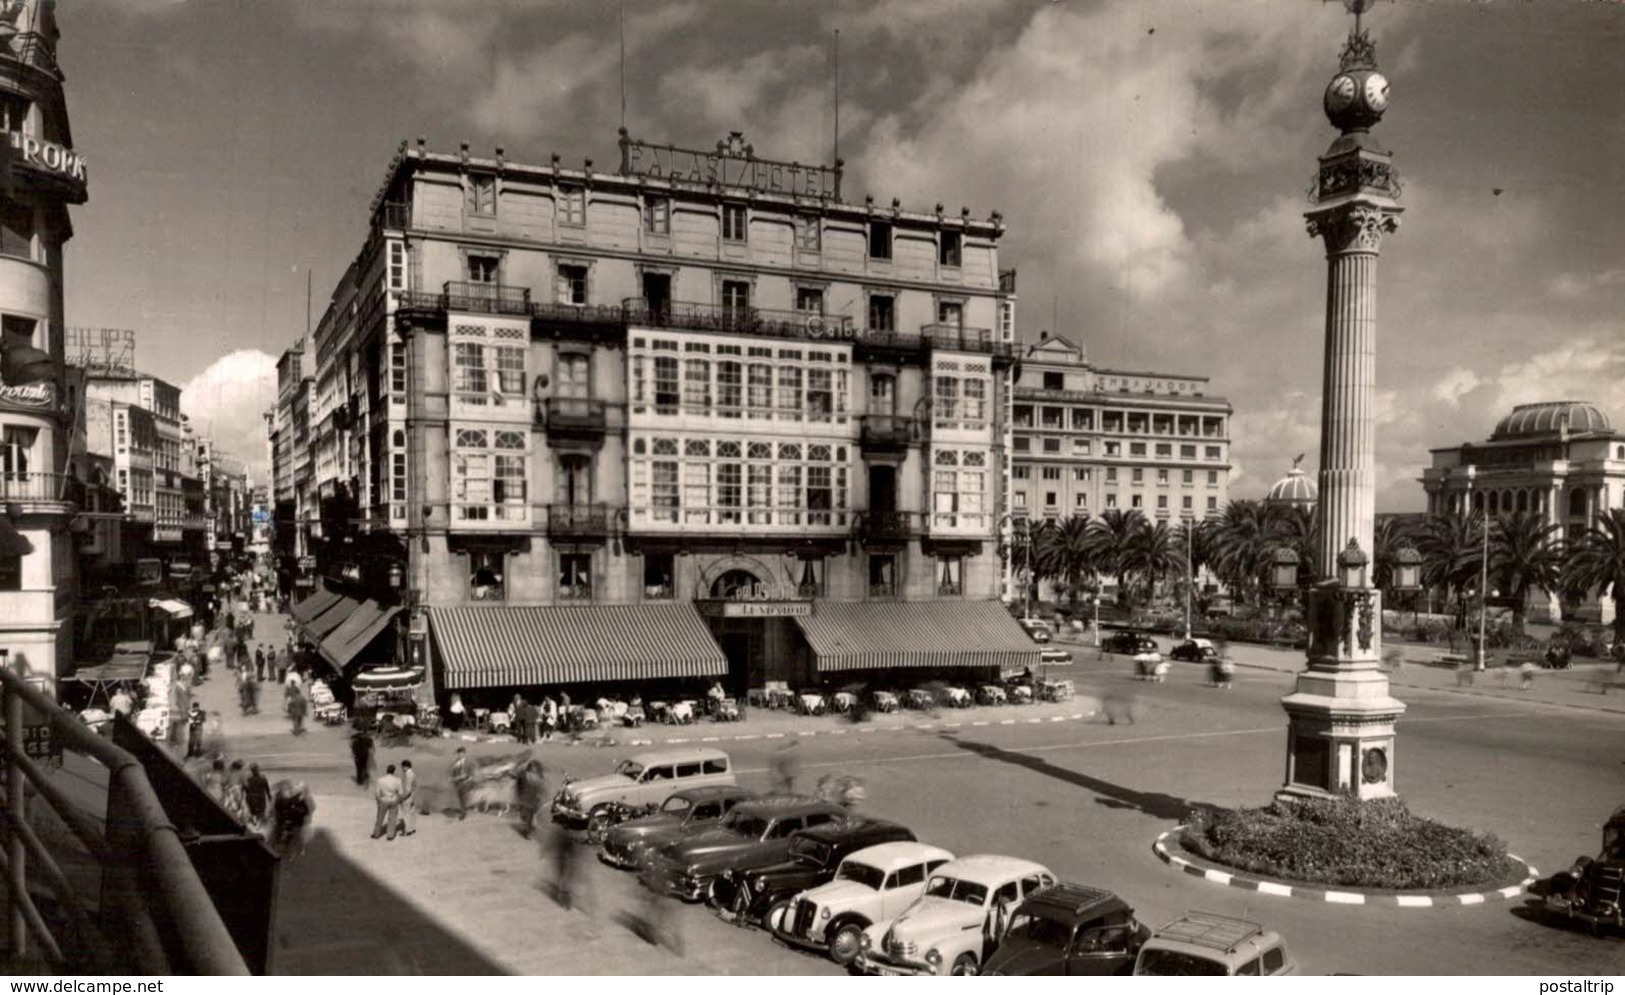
551 747 734 826
1133 911 1297 976
1018 618 1053 643
639 796 848 902
771 841 956 966
982 884 1150 976
1101 631 1158 655
710 817 916 924
598 784 757 869
1169 638 1219 663
855 854 1056 976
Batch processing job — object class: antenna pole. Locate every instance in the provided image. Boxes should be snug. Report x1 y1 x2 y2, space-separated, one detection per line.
619 1 627 131
833 28 840 164
306 268 312 338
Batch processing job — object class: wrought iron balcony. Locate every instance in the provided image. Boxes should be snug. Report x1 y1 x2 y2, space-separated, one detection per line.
859 510 925 544
539 397 608 441
859 415 921 454
920 324 1015 360
852 331 927 364
444 281 532 316
0 472 82 512
546 503 615 539
624 298 855 343
531 300 627 342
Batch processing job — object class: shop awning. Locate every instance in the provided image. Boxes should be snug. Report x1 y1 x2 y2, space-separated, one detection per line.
302 594 362 641
430 604 728 690
794 600 1042 672
352 666 424 693
67 653 150 686
318 600 401 671
148 598 194 619
290 585 342 624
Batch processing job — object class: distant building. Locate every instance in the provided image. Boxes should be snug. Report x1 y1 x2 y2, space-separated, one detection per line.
267 341 312 593
1264 459 1318 513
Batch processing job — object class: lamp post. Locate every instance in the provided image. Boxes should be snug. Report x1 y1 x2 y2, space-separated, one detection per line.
1476 509 1490 671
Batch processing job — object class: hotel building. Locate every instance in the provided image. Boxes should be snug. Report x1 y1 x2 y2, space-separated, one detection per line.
276 133 1038 697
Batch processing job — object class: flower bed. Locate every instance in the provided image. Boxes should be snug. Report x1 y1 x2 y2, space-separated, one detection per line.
1180 795 1523 891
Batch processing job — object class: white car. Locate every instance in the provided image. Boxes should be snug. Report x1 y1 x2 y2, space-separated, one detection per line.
549 747 734 824
770 842 955 966
855 854 1056 976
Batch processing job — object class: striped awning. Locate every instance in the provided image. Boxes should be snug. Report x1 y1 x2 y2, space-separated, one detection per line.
318 601 401 672
430 604 728 690
290 585 342 624
148 598 194 619
303 595 361 641
794 600 1042 673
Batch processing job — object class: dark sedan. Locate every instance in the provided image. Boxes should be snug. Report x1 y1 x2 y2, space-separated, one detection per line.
599 785 757 869
639 796 848 902
1101 631 1158 655
1168 639 1219 662
984 883 1150 976
710 817 916 925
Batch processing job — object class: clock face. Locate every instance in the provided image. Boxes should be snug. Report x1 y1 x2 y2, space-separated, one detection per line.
1364 73 1390 112
1325 75 1357 113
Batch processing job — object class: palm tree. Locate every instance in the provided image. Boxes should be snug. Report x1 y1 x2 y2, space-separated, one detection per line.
1487 511 1563 633
1035 515 1095 608
1561 508 1625 644
1208 500 1274 604
1126 520 1178 606
1086 508 1147 607
1416 510 1486 628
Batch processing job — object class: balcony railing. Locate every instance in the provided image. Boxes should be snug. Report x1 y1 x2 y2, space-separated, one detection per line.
937 581 964 596
868 582 897 598
859 414 921 450
625 298 856 343
860 510 925 543
0 472 82 506
921 323 1012 358
531 300 627 330
539 396 608 434
558 582 594 601
444 281 532 316
547 503 615 538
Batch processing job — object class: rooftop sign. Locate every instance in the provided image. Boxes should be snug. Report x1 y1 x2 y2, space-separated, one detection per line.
618 130 841 201
7 131 86 198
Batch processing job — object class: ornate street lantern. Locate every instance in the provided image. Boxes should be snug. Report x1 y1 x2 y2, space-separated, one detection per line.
1337 538 1369 590
388 562 404 589
1391 546 1422 593
1271 546 1301 591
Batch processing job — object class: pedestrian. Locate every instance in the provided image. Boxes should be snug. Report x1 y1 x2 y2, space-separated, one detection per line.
540 695 557 741
244 762 271 832
516 759 543 839
287 688 307 736
109 683 134 719
236 663 252 714
770 740 801 795
245 672 260 715
372 764 403 840
186 703 207 758
271 781 315 858
202 756 227 801
398 759 418 837
547 822 579 909
449 746 472 820
350 723 375 786
519 698 539 745
273 647 287 685
1519 660 1536 691
179 655 196 689
224 760 249 824
447 692 466 732
255 645 267 682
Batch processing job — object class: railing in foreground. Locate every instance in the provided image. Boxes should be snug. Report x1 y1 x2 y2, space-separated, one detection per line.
0 667 250 974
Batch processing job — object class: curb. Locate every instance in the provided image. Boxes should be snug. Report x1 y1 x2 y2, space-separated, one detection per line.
452 711 1100 749
1152 827 1538 908
1228 661 1625 717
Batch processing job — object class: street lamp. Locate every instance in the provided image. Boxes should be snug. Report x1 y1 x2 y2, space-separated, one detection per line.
1271 546 1301 593
1391 546 1422 594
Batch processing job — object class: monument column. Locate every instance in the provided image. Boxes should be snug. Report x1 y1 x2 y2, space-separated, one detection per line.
1279 0 1407 802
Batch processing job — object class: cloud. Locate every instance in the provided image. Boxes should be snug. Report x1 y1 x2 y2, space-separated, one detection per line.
1431 367 1481 406
1547 267 1625 301
179 350 277 481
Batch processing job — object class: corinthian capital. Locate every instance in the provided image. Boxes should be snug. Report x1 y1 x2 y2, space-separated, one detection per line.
1307 205 1401 255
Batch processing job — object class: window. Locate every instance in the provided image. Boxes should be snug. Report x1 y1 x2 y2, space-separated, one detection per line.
1181 444 1197 458
807 368 833 420
559 186 586 226
1157 468 1169 484
1073 468 1090 481
870 373 895 413
868 294 895 332
1262 948 1286 974
868 221 892 260
1076 493 1088 508
1183 469 1193 484
1072 409 1093 430
1013 438 1029 452
1206 446 1222 460
467 174 496 216
1012 466 1030 480
1105 442 1120 456
1157 494 1168 510
796 286 825 315
1105 493 1118 509
114 411 128 451
1130 442 1146 456
1045 491 1058 506
1042 438 1060 453
795 215 821 252
468 550 504 601
558 552 592 598
388 242 406 290
1014 490 1027 508
654 356 680 411
1207 470 1219 485
934 376 958 422
1131 494 1143 509
717 361 743 416
0 555 19 592
722 203 747 242
1156 443 1172 457
1041 466 1061 481
467 255 498 284
1043 372 1064 390
1207 496 1218 511
747 363 772 414
869 554 896 596
390 341 408 394
683 358 711 411
557 353 589 398
1072 439 1092 455
557 264 588 304
1182 495 1193 511
938 230 962 267
0 202 31 259
722 280 751 322
937 555 963 596
651 457 678 521
391 452 407 501
493 346 525 394
643 196 670 234
936 300 963 329
452 342 487 395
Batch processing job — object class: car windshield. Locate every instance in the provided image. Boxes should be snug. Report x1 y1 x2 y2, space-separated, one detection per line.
790 837 832 865
661 796 691 814
923 876 988 906
835 862 886 890
1012 914 1072 948
1137 950 1228 976
721 812 769 838
614 760 644 779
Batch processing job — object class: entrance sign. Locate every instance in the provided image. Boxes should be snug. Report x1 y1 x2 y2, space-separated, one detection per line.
698 601 812 619
619 130 842 201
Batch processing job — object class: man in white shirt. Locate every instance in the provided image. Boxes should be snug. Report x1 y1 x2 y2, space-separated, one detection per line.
372 764 403 841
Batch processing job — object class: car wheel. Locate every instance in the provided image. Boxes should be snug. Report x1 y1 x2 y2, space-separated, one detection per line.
828 920 865 966
764 899 792 933
951 953 979 976
706 878 729 910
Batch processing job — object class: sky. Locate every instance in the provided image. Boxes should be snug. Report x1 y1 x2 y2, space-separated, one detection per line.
55 0 1625 507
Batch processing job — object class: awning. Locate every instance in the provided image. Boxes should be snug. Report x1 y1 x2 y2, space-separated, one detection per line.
318 601 401 671
794 600 1042 672
148 598 194 620
67 654 150 685
352 666 424 693
302 595 362 641
430 604 728 690
0 517 32 558
290 584 342 624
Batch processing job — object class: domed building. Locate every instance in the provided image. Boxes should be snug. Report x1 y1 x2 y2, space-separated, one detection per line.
1421 400 1624 623
1264 458 1318 512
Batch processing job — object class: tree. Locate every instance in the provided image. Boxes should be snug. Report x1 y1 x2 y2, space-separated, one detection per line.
1561 508 1625 644
1126 521 1179 606
1035 515 1095 608
1207 500 1274 604
1416 510 1486 629
1085 509 1147 607
1487 511 1563 633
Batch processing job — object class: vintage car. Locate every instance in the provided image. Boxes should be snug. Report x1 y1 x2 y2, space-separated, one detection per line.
982 884 1150 976
550 747 734 825
1542 804 1625 935
598 784 757 870
1018 618 1053 643
1169 638 1219 662
855 854 1056 976
639 796 848 902
1101 631 1158 655
771 841 955 966
1133 911 1297 976
710 817 917 925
